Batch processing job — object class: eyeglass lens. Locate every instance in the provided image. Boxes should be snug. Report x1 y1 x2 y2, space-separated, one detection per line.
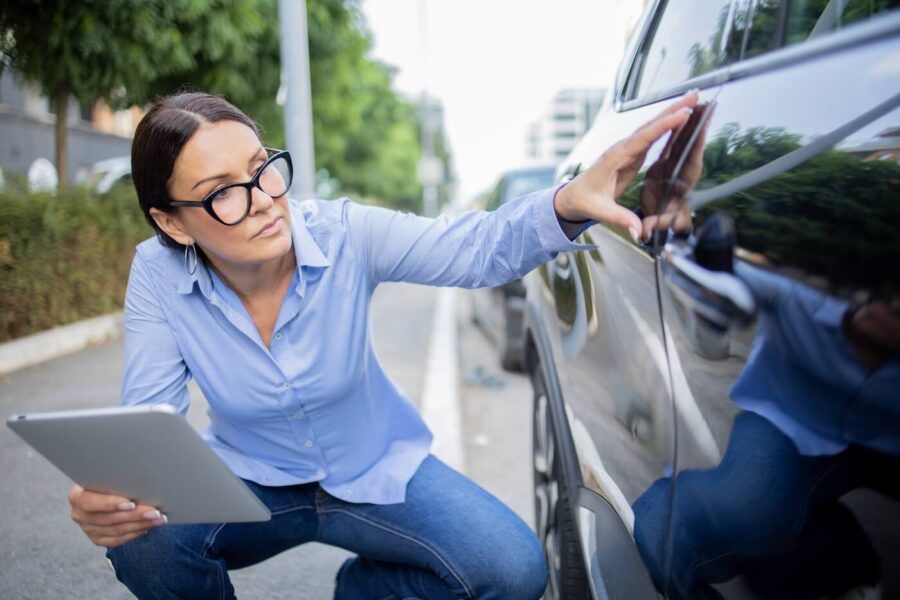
210 156 292 224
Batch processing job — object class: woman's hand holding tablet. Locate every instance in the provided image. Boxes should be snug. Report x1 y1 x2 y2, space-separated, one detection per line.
68 484 168 548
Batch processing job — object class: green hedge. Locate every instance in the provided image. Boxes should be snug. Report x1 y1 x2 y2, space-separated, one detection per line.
0 183 153 343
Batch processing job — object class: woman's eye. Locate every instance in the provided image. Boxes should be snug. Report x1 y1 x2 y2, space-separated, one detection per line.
210 187 230 200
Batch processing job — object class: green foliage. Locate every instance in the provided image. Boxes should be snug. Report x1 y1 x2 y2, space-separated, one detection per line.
306 0 423 209
0 0 429 208
0 0 204 104
137 0 284 146
0 184 152 342
697 125 900 296
138 0 427 208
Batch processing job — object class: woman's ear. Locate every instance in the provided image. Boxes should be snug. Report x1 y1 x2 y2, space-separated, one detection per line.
149 207 194 246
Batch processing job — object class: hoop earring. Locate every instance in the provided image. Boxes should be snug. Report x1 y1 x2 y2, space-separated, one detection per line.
184 242 198 275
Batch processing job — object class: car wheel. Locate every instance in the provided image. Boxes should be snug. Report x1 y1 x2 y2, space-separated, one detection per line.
532 367 591 599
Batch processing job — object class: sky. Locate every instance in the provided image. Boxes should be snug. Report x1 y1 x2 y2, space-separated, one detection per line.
360 0 647 204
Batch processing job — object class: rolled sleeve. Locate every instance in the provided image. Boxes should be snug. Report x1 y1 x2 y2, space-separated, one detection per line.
533 183 599 253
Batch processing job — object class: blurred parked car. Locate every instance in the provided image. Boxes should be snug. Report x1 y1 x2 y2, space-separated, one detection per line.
77 155 131 194
525 2 900 599
471 164 557 370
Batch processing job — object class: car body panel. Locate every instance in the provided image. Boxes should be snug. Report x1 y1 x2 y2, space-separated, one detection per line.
525 1 900 598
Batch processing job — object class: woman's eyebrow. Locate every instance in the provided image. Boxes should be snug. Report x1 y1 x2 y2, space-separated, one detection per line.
190 147 267 192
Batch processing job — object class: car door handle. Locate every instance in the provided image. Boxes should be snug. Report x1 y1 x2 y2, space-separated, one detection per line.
660 213 756 329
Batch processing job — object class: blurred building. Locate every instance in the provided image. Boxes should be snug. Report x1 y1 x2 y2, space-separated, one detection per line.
846 127 900 164
526 88 606 164
0 70 140 185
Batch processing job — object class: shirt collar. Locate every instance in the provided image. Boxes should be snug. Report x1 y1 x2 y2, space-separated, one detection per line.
177 197 330 298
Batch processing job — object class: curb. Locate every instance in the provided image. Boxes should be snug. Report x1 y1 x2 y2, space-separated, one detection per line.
0 312 123 377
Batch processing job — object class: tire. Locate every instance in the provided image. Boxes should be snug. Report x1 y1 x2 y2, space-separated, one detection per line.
531 367 591 599
499 299 524 372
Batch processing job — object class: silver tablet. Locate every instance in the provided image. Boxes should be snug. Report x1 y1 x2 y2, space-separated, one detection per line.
6 404 271 524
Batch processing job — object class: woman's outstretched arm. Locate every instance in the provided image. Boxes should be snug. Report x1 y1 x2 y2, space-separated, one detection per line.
348 90 699 289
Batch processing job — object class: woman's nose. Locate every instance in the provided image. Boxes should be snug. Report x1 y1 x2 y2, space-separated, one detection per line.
248 184 275 214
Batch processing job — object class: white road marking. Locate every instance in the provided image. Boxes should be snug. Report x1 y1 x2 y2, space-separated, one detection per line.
420 287 466 472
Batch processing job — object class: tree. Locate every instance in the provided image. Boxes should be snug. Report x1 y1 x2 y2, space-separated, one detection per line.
135 0 282 145
306 0 424 208
1 0 432 208
0 1 208 189
146 0 428 208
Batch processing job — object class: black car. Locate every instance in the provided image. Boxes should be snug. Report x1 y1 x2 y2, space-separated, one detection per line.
523 1 900 598
471 165 557 371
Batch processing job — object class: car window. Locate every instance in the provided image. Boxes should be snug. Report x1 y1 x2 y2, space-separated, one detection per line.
630 0 736 100
502 169 557 204
629 0 899 102
786 0 900 43
720 0 782 63
722 0 900 63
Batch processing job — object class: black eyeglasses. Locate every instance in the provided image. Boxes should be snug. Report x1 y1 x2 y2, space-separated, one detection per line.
169 148 293 226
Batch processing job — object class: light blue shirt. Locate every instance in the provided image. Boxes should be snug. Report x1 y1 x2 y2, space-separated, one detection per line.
120 184 595 504
730 261 900 457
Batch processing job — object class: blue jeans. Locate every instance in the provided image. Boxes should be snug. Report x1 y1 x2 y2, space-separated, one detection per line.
105 454 548 599
633 410 899 599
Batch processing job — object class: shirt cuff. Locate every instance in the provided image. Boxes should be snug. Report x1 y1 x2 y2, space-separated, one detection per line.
533 183 599 254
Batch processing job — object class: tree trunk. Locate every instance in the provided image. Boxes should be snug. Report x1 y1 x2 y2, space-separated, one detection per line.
54 83 69 193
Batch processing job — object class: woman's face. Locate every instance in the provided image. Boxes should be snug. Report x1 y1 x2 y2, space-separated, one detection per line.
156 119 293 268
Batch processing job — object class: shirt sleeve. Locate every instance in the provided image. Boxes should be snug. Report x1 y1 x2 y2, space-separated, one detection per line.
120 251 191 417
348 183 599 288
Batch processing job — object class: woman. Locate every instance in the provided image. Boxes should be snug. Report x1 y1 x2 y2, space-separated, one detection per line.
66 90 698 599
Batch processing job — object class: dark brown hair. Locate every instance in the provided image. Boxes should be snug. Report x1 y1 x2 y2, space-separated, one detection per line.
131 92 261 251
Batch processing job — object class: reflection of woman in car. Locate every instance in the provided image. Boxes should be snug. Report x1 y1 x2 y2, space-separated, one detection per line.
64 89 699 599
633 265 900 599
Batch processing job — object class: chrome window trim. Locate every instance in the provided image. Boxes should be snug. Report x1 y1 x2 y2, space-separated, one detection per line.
614 0 663 103
617 6 900 113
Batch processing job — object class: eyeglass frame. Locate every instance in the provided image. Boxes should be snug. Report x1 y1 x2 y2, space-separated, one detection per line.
168 148 293 226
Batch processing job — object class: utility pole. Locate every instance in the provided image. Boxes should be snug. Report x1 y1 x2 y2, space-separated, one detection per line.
279 0 316 200
417 0 440 217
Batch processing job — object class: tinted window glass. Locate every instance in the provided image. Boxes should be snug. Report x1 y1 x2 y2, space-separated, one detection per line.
632 0 735 99
633 0 900 101
787 0 900 44
502 168 556 204
721 0 782 62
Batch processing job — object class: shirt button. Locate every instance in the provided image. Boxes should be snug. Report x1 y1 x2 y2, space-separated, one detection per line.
290 412 304 420
283 382 291 389
274 332 283 340
316 468 325 477
304 439 313 447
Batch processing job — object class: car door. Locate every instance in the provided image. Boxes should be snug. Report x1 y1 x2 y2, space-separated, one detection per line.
636 2 900 598
526 1 747 597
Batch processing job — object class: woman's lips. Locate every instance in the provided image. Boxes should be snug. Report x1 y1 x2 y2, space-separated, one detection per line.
255 216 283 238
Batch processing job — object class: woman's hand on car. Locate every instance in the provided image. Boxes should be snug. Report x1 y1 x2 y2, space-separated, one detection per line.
68 483 168 548
553 89 700 242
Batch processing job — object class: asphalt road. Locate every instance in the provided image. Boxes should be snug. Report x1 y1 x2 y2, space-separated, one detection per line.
0 283 534 599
